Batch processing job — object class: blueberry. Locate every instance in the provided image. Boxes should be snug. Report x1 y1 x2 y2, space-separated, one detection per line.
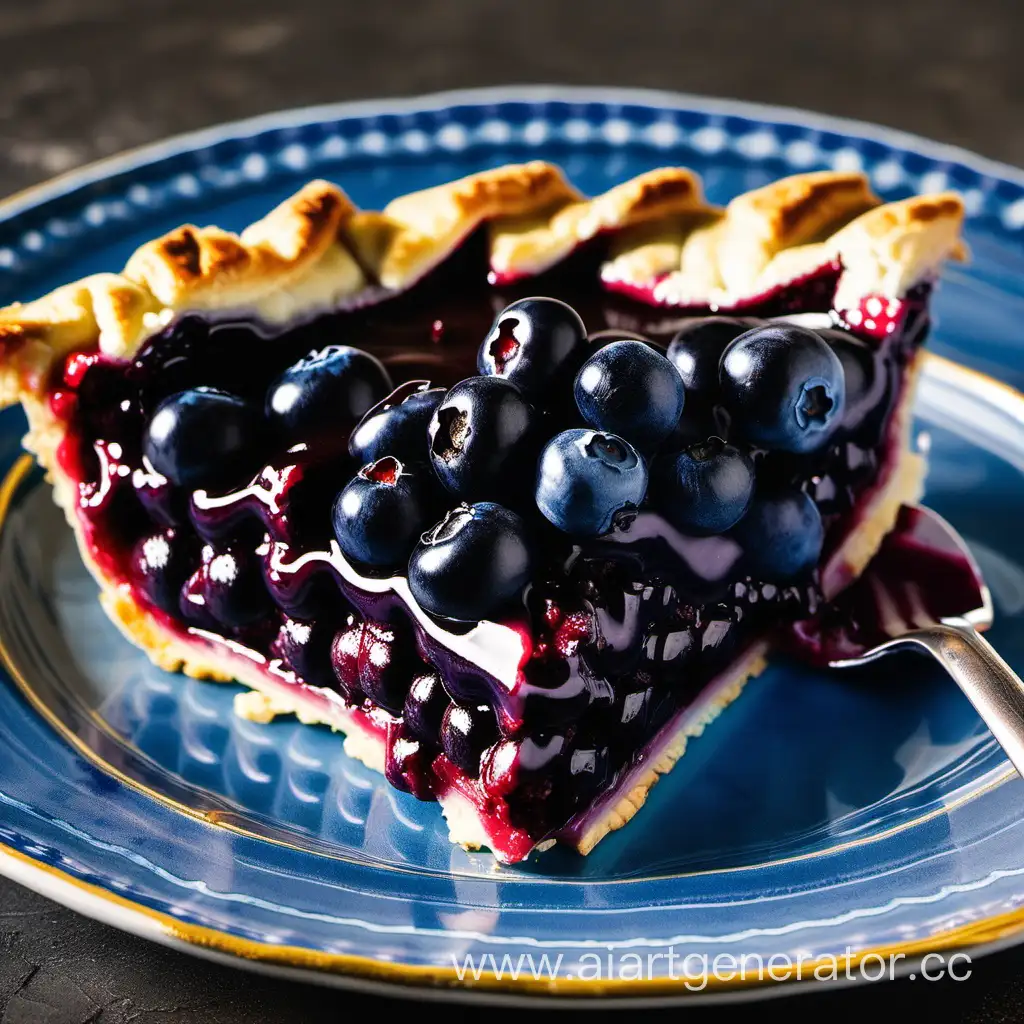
731 488 824 581
349 380 446 466
384 723 433 798
266 345 392 440
428 376 535 501
408 502 534 621
355 620 416 714
129 528 197 614
657 437 755 534
535 429 648 537
440 702 499 777
719 324 846 453
667 317 760 395
271 617 337 690
332 457 432 568
403 671 450 745
816 328 886 434
330 619 413 712
181 544 275 630
144 387 262 489
574 340 685 450
330 622 366 702
133 460 189 527
477 297 587 397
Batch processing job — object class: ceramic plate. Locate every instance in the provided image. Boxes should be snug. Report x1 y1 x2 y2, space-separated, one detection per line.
3 87 1024 1005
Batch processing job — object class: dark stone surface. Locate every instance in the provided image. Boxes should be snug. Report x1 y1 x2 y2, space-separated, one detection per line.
2 0 1024 1020
1 0 1023 196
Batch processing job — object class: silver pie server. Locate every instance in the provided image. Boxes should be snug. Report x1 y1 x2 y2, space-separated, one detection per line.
822 505 1024 779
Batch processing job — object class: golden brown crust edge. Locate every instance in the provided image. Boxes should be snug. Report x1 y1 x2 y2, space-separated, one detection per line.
125 180 355 310
603 183 965 306
0 164 964 410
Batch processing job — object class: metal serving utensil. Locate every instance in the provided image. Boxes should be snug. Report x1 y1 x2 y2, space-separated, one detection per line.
825 505 1024 779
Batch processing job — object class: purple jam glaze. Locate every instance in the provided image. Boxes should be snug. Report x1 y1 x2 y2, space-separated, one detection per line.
788 505 988 666
191 441 350 548
47 236 950 855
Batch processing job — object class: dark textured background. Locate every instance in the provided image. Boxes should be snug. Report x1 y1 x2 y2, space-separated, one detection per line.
2 1 1024 1020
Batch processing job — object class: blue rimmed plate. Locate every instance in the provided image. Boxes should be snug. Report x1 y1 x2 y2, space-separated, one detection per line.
3 87 1024 1004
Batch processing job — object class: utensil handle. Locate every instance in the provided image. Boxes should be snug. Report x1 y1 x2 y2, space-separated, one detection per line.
907 620 1024 778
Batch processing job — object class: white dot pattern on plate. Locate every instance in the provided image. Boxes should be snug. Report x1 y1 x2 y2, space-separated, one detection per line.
872 160 905 189
1002 198 1024 229
279 143 311 170
830 147 865 172
784 139 821 167
357 132 389 156
2 95 1018 282
736 130 779 159
241 153 269 180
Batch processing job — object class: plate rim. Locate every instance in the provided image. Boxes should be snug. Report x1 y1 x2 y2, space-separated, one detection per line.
5 838 1024 1008
3 85 1024 1002
4 352 1024 1002
3 84 1024 225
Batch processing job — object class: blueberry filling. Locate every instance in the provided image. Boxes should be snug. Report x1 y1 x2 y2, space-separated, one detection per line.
408 502 534 622
266 344 393 441
349 381 446 467
719 323 846 454
478 297 587 397
427 376 536 503
332 457 434 570
49 249 937 852
574 339 685 451
535 429 648 537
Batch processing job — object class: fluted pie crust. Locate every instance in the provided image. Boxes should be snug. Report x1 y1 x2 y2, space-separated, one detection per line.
0 163 961 861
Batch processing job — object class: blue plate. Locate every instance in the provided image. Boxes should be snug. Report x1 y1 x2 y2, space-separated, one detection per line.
3 87 1024 1003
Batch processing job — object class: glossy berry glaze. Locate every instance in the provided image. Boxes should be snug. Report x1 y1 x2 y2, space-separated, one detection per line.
48 235 939 862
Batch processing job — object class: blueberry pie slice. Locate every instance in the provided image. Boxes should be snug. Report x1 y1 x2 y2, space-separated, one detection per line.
0 165 966 863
